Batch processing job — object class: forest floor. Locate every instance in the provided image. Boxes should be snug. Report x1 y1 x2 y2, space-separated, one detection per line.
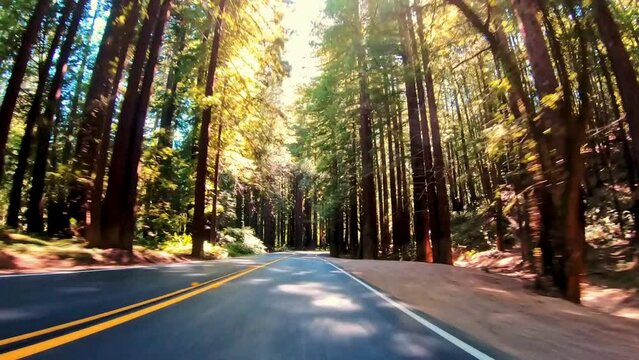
0 230 190 274
455 244 639 320
331 257 639 360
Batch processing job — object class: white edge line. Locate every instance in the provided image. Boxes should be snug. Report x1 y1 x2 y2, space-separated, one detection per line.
323 258 494 360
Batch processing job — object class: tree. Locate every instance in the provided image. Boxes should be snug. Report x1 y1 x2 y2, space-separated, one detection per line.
27 0 89 233
6 0 74 228
192 0 228 257
0 0 51 180
355 0 378 259
99 0 171 249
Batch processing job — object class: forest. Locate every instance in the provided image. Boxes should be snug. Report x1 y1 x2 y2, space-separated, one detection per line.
0 0 638 306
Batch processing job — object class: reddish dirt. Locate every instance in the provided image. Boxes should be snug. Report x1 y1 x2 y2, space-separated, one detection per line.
330 258 639 360
455 249 639 320
0 246 190 274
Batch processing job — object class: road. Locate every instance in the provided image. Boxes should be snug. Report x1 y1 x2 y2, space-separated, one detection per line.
0 253 498 359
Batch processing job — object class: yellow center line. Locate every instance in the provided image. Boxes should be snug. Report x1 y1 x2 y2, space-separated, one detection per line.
0 255 290 359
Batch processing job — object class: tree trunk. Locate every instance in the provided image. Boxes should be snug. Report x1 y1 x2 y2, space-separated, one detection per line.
377 113 392 256
27 0 88 233
407 5 435 262
355 1 378 259
61 3 100 165
192 0 227 257
513 0 587 302
0 0 51 180
73 0 139 175
210 113 224 243
68 0 140 231
6 0 72 228
385 88 400 255
99 0 170 249
263 198 276 250
293 173 304 250
158 20 185 149
349 153 359 258
397 4 428 262
304 196 312 249
592 0 639 247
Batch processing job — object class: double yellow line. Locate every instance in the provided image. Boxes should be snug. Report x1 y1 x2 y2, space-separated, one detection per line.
0 256 289 360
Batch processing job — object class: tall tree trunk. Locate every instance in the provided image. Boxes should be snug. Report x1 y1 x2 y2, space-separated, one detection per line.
158 20 185 149
385 88 399 255
99 0 170 249
303 196 312 249
592 0 639 247
513 0 586 301
293 173 304 250
427 72 453 263
264 198 276 250
355 1 378 259
349 166 359 258
192 0 227 257
210 110 224 243
407 4 435 262
73 0 138 175
69 0 140 231
377 112 392 256
397 4 428 261
0 0 51 180
6 0 72 228
61 2 100 165
27 0 88 233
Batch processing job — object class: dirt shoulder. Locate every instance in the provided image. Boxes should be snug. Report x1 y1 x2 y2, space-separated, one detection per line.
330 258 639 360
0 232 190 274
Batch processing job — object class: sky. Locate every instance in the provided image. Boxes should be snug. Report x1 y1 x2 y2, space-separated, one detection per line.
280 0 326 108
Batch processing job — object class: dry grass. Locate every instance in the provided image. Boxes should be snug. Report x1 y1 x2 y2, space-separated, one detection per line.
0 230 189 273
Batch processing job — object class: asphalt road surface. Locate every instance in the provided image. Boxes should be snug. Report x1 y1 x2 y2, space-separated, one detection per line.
0 253 499 359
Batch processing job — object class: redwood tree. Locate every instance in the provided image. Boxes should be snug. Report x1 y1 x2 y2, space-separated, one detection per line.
192 0 228 257
99 0 170 249
0 0 51 180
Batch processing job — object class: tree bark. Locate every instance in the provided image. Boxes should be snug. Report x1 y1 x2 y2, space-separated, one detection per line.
293 172 304 250
68 0 140 232
73 0 139 175
99 0 170 249
592 0 639 247
27 0 88 233
192 0 228 257
397 4 428 261
6 0 72 228
355 1 378 259
0 0 51 180
210 112 224 243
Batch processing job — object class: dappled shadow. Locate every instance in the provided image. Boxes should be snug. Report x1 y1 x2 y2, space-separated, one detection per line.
221 256 477 359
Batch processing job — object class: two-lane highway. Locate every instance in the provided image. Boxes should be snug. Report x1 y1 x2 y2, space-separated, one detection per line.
0 253 497 359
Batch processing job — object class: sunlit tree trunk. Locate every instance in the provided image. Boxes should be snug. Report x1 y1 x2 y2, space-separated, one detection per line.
6 0 73 228
592 0 639 248
355 0 378 259
192 0 227 257
397 4 428 262
27 0 89 233
99 0 171 249
0 0 51 180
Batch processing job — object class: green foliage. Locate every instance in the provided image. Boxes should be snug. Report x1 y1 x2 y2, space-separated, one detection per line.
160 233 229 259
450 209 495 252
219 227 266 256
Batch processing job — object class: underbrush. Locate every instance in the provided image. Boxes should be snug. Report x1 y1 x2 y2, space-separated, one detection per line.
451 207 499 252
218 227 266 257
160 227 266 259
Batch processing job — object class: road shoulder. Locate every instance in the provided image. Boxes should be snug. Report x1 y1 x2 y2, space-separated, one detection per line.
329 258 639 360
